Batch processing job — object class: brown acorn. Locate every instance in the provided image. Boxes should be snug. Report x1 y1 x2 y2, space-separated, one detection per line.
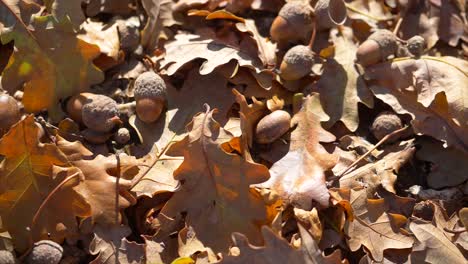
255 110 291 144
270 1 314 44
280 45 315 81
66 92 94 124
134 71 167 123
81 95 120 133
356 29 398 67
0 94 21 136
371 111 403 142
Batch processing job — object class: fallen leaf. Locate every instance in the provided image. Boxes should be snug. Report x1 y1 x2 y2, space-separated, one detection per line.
345 188 414 262
1 8 103 118
339 143 416 195
399 0 439 49
160 28 265 76
235 19 276 68
346 0 393 27
140 0 161 52
84 0 133 17
46 0 85 30
415 137 468 188
56 137 137 225
154 107 272 252
409 218 466 263
364 56 468 151
315 27 374 131
221 225 346 264
256 94 338 209
89 224 145 264
0 116 91 252
177 226 217 262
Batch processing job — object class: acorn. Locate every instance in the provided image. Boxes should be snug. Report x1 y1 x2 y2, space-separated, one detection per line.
356 29 398 67
66 92 94 124
314 0 347 30
81 94 120 133
406 35 426 57
116 18 140 52
0 250 16 264
270 1 314 44
114 127 131 145
0 94 21 137
255 110 291 144
280 45 315 81
26 240 63 264
134 71 167 123
371 111 403 142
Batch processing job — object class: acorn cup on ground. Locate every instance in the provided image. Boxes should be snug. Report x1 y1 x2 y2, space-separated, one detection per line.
356 29 398 67
133 71 167 124
255 110 291 144
270 1 314 45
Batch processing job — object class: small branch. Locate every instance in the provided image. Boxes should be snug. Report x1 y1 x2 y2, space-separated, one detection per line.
444 227 466 234
115 154 121 225
335 126 409 178
308 23 317 49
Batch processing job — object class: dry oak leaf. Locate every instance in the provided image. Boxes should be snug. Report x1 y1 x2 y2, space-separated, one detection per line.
221 225 347 264
0 116 91 252
89 224 145 264
140 0 161 52
399 0 439 49
339 142 416 195
44 0 85 30
365 56 468 151
345 188 414 262
255 93 338 209
131 70 235 196
160 28 265 76
346 0 393 27
314 27 373 132
415 137 468 189
0 10 103 118
154 107 272 253
56 137 137 225
409 219 466 263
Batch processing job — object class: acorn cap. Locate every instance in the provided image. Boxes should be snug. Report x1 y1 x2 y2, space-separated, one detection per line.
82 95 120 133
368 29 398 60
114 127 131 145
406 35 426 57
371 111 403 141
280 45 315 81
134 71 167 101
0 250 15 264
270 2 314 43
26 240 63 264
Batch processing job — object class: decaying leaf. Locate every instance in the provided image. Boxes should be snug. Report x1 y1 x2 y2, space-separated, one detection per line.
0 4 103 118
256 94 338 209
0 116 91 252
339 142 416 195
140 0 161 52
315 27 373 131
89 224 145 264
345 188 414 262
364 56 468 151
154 107 272 252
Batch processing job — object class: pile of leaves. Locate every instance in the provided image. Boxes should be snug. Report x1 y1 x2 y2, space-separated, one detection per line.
0 0 467 263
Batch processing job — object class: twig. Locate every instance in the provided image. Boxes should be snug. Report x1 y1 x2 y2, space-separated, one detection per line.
308 23 317 49
444 227 466 234
115 154 121 225
335 126 409 178
393 17 403 35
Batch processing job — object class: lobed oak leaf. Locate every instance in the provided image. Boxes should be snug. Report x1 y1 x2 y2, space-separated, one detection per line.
314 27 373 132
131 69 235 197
0 116 91 252
415 137 468 189
89 224 145 264
409 219 466 263
255 94 338 209
364 56 468 151
346 0 393 28
345 188 414 262
44 0 85 30
154 106 272 253
56 137 137 225
0 7 104 119
160 28 265 76
221 225 347 264
339 143 416 195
